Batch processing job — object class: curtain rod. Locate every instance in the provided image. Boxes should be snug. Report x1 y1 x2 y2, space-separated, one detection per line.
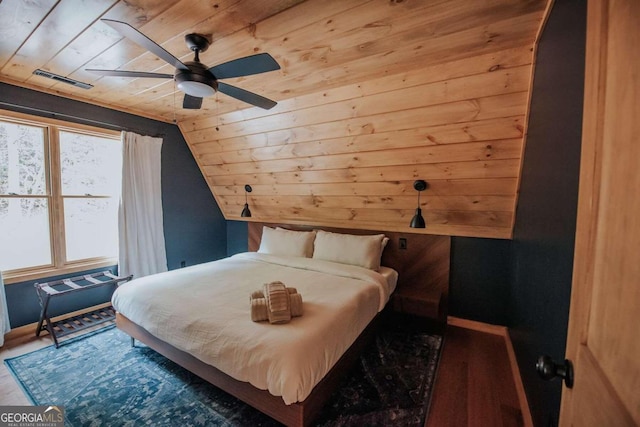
0 101 168 138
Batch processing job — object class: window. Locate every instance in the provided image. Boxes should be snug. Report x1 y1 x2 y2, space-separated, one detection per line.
0 112 121 283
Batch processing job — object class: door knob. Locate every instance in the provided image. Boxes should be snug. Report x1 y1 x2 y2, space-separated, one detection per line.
536 355 574 388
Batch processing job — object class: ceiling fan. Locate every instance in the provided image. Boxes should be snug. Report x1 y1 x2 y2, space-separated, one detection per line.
86 19 280 110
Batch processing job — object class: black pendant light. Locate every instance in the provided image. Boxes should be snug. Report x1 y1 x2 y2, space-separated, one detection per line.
241 184 252 217
409 180 427 228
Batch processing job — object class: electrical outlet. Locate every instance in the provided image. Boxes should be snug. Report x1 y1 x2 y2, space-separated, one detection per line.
180 261 186 268
399 238 407 250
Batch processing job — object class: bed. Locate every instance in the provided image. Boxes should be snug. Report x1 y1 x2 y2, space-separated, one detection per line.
112 224 450 426
112 228 398 424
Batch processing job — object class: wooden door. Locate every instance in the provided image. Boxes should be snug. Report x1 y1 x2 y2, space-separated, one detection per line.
559 0 640 425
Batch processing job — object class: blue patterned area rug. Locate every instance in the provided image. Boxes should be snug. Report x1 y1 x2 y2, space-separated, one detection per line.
5 321 442 426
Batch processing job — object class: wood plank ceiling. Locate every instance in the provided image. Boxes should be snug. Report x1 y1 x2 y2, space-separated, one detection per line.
0 0 550 239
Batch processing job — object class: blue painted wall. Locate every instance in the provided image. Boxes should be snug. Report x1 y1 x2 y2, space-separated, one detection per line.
508 1 585 425
4 266 119 328
226 220 249 256
1 83 227 328
446 1 585 425
449 237 512 325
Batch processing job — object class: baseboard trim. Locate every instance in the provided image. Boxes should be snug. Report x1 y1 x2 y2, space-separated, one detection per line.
3 302 112 345
506 329 533 427
447 316 507 335
447 316 533 427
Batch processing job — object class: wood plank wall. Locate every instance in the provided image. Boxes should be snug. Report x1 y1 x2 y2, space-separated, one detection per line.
0 0 548 240
180 0 548 239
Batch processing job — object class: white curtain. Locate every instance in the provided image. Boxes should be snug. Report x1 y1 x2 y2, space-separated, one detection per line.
118 131 167 279
0 271 10 347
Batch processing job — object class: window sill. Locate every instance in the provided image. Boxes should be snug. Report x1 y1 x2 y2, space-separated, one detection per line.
2 259 117 285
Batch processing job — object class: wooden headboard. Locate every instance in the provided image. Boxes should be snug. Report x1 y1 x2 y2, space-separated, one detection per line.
248 222 451 319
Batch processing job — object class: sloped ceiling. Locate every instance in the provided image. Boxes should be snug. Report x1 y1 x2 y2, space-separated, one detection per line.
0 0 550 238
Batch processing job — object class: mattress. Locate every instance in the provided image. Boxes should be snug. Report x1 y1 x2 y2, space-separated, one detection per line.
112 252 398 404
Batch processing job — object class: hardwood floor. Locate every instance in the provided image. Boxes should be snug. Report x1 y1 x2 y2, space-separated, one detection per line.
0 332 51 405
427 325 527 427
0 321 527 426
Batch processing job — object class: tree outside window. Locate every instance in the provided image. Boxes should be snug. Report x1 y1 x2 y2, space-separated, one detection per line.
0 114 121 280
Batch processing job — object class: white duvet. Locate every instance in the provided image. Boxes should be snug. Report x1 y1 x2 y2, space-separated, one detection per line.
111 252 396 404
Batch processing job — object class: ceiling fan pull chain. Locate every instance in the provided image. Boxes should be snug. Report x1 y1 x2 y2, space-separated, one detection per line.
172 80 177 124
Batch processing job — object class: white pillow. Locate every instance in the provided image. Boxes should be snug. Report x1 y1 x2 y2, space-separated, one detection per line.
258 226 316 258
312 230 387 270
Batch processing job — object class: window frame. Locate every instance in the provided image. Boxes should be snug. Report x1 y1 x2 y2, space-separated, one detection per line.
1 110 121 285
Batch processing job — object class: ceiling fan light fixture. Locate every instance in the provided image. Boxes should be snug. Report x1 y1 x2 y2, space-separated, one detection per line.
175 61 217 97
88 19 279 109
177 80 216 98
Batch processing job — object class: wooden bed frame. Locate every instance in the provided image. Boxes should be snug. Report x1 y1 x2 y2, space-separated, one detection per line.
116 223 450 426
117 311 380 426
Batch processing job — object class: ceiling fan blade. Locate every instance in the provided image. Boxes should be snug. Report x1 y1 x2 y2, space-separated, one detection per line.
86 69 173 79
209 53 280 79
101 19 189 71
217 82 277 110
183 94 203 109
